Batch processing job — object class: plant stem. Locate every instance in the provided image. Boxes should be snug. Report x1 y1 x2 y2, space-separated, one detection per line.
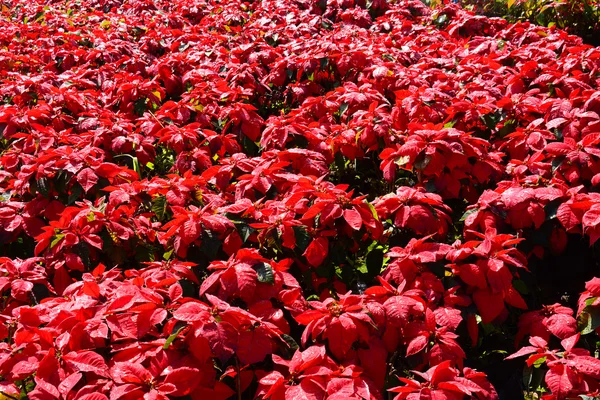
0 391 19 400
235 356 242 400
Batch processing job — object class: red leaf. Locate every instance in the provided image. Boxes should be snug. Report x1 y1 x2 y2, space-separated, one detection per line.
434 307 463 331
78 394 109 400
173 302 210 322
162 367 201 396
545 314 577 340
111 362 152 384
236 325 274 364
583 206 600 230
473 291 505 324
57 373 81 397
384 295 424 326
561 333 580 352
458 263 487 289
343 208 362 230
586 277 600 295
94 162 127 179
202 321 238 362
557 204 580 232
63 351 108 377
77 168 98 193
326 318 355 359
295 310 325 325
504 286 528 310
406 335 428 356
544 141 572 155
574 356 600 379
545 364 575 398
505 346 538 360
467 314 479 347
303 237 328 267
289 345 327 372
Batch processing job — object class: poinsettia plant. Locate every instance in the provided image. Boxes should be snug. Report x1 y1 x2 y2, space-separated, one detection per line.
1 0 600 399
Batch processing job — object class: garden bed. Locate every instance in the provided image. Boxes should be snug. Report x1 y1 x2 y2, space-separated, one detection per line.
1 0 600 399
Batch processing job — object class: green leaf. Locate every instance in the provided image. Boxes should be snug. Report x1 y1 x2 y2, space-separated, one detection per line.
163 324 186 350
135 243 155 263
532 356 547 368
513 279 529 295
460 208 478 222
434 13 448 27
0 191 11 202
255 262 275 284
497 119 517 138
152 195 168 221
163 248 174 261
414 155 431 170
551 158 563 173
68 183 83 204
395 155 411 167
240 133 259 157
523 366 533 389
37 177 50 198
316 262 335 278
292 226 311 253
335 263 353 284
553 127 563 141
523 364 546 394
444 121 456 128
320 57 329 70
102 231 127 265
50 234 65 249
578 304 600 335
367 201 379 221
281 334 299 351
132 156 140 175
155 146 176 175
339 102 349 116
356 262 368 275
200 231 221 260
237 223 254 243
133 98 146 116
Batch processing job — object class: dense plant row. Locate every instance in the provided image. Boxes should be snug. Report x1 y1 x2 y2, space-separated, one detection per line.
1 0 600 399
458 0 600 45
